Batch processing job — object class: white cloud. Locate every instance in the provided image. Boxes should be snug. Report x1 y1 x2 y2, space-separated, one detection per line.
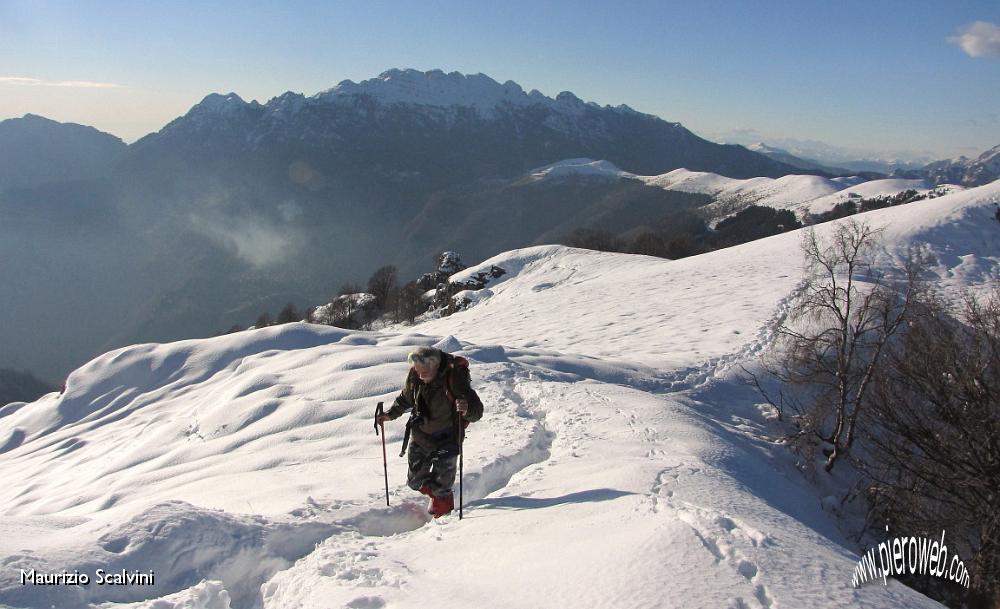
948 21 1000 58
0 76 125 88
190 213 300 269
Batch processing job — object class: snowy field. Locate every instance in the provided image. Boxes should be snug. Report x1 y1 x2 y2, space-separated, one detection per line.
1 180 998 609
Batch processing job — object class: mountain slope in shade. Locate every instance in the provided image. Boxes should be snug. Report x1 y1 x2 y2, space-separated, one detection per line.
399 162 710 267
0 114 126 192
2 181 998 609
0 369 56 406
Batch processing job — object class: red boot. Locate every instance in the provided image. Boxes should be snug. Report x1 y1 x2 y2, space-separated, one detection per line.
418 485 433 497
429 493 455 518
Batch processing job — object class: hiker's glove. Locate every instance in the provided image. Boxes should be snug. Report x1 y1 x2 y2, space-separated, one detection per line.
376 414 392 425
455 399 468 415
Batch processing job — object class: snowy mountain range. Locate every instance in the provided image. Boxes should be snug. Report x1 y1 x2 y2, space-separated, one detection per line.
727 137 937 174
0 68 995 390
748 142 859 176
134 68 799 180
748 140 1000 187
2 179 998 609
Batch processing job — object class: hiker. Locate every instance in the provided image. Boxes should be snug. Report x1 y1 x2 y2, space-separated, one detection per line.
377 346 483 517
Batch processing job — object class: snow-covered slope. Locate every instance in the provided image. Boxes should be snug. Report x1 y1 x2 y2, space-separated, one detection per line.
640 169 961 222
528 161 854 211
3 181 998 609
789 178 942 216
640 167 850 206
527 159 968 223
527 158 636 181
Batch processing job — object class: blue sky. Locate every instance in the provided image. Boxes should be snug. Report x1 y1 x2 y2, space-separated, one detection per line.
2 0 999 160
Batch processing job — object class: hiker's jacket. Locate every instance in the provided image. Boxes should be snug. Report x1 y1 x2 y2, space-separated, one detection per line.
386 353 483 448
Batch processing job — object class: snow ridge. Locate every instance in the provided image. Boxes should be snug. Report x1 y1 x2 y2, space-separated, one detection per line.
316 68 640 117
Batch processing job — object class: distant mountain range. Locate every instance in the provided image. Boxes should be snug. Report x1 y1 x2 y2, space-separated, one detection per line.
733 138 935 174
749 140 1000 187
127 68 801 180
906 144 1000 187
0 68 996 384
748 143 860 177
0 114 125 192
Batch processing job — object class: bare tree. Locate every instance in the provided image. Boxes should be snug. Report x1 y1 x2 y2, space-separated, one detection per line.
367 265 398 311
752 219 999 606
392 282 426 324
565 228 623 252
276 302 301 324
338 282 361 296
862 287 1000 607
320 295 365 329
334 295 359 328
761 221 920 472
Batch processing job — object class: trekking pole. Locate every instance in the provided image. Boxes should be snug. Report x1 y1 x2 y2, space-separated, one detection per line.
459 434 464 520
456 411 465 520
374 401 389 506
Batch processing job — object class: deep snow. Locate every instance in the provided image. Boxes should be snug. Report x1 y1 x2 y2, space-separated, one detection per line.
2 180 998 609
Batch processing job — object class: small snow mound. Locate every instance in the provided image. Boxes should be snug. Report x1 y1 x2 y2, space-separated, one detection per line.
0 427 26 453
433 335 464 353
0 401 28 419
458 344 507 363
83 501 332 609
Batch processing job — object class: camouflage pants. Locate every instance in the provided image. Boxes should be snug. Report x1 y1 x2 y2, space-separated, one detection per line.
407 442 458 498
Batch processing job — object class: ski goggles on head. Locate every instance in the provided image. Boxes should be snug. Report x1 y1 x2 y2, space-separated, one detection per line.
407 351 440 366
